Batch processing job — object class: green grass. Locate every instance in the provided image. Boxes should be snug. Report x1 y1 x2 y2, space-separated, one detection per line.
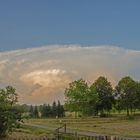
8 124 54 138
25 115 140 138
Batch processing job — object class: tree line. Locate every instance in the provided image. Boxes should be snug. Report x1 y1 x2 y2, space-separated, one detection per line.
29 101 65 118
64 76 140 117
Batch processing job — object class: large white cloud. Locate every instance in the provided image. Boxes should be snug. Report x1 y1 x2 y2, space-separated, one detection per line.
0 45 140 104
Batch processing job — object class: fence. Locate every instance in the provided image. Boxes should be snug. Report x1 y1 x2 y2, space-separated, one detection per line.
56 133 140 140
0 136 55 140
1 135 139 140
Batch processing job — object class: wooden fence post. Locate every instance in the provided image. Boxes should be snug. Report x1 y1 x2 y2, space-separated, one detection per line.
111 136 115 140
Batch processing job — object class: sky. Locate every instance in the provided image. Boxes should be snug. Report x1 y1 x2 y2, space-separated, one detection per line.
0 0 140 51
0 1 140 104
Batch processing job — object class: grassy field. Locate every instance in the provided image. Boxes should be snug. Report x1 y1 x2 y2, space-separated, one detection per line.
25 115 140 138
8 124 54 139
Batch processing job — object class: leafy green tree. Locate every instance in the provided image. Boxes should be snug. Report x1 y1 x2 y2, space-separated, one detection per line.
114 98 123 114
0 86 22 137
115 76 138 116
64 79 89 116
93 76 114 116
64 79 98 116
136 82 140 109
86 84 98 115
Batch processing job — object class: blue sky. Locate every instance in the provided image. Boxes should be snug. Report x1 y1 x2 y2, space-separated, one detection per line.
0 0 140 51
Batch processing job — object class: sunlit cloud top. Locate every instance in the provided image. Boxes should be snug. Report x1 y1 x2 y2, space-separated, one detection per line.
0 45 140 104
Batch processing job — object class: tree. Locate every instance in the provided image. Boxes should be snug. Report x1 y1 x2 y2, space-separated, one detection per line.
34 106 39 118
64 79 89 116
0 86 22 137
86 84 98 116
64 79 98 116
136 82 140 109
21 104 30 113
93 76 114 116
47 104 52 117
40 104 47 117
115 76 138 116
29 105 34 118
57 100 65 117
52 101 57 117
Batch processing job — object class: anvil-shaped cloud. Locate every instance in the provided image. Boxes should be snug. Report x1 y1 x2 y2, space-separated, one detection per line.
0 45 140 104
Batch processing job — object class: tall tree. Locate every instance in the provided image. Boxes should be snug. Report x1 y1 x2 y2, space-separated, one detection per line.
34 106 39 118
136 82 140 109
52 101 57 117
29 105 34 118
64 79 89 116
86 84 98 115
93 76 114 116
0 86 22 137
57 100 65 117
40 104 47 117
47 104 52 117
115 76 138 116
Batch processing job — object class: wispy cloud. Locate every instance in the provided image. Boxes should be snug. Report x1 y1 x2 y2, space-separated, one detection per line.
0 45 140 104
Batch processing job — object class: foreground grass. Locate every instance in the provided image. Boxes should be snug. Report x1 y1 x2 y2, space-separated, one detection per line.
25 115 140 138
8 124 54 138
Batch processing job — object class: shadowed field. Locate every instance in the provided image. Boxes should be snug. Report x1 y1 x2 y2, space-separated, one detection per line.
25 116 140 138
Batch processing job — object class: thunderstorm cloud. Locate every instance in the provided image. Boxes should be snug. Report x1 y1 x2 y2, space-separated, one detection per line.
0 45 140 104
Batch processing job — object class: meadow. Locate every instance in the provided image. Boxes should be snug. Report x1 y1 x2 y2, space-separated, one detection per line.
22 115 140 138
